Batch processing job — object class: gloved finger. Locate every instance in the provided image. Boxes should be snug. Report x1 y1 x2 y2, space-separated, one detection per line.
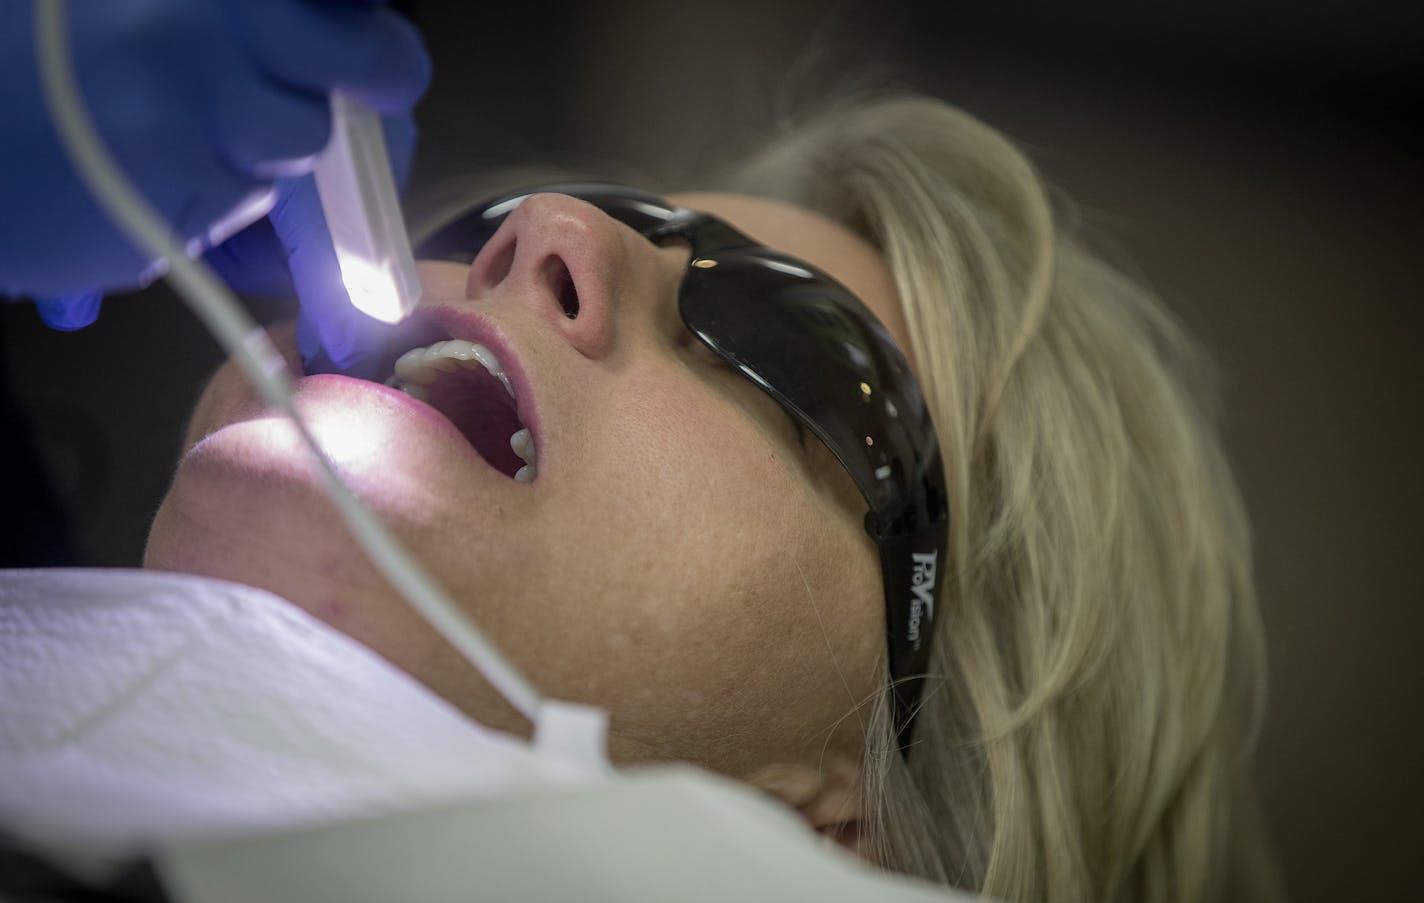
140 155 270 260
216 76 332 178
242 3 431 114
205 218 296 299
270 174 388 371
35 293 104 331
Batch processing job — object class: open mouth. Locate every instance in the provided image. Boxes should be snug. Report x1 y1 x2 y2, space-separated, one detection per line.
371 330 538 482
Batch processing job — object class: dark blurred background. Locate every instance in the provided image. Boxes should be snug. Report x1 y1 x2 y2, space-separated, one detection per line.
3 2 1420 899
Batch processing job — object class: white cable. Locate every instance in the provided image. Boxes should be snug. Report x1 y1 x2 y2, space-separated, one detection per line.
32 0 543 724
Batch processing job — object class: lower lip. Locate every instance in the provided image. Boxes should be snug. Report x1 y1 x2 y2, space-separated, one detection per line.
292 373 491 468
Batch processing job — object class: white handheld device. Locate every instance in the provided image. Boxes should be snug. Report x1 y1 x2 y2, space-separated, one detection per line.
312 90 423 325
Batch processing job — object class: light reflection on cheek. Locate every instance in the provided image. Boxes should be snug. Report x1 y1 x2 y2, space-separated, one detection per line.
230 408 427 514
303 411 384 468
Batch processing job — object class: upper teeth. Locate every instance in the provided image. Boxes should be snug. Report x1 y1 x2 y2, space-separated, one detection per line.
393 339 514 396
387 339 538 481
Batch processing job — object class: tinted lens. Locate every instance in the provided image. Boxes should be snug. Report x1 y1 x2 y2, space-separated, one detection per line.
680 244 949 751
678 246 940 529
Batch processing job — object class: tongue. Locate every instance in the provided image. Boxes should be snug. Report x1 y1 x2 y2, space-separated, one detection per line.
424 368 525 478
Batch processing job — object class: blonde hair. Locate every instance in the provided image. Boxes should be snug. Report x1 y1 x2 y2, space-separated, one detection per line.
716 95 1269 901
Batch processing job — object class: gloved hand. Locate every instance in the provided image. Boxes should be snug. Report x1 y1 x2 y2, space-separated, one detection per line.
0 0 429 326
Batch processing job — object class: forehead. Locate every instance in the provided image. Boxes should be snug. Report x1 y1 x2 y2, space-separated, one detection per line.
667 191 912 356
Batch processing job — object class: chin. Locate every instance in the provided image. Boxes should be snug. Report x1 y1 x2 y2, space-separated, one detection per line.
144 446 533 742
144 414 352 599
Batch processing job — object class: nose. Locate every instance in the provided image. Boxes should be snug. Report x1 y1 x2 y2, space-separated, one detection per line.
464 193 643 359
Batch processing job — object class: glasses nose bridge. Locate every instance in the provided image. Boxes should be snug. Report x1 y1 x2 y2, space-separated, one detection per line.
645 211 754 261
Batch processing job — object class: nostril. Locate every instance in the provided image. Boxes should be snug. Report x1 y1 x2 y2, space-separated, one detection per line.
558 272 580 319
486 238 516 286
543 256 580 319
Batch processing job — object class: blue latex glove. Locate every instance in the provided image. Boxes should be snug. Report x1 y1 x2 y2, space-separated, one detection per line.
0 0 429 327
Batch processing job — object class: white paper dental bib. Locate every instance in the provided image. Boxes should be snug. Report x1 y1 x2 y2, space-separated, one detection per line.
0 569 586 870
0 569 979 902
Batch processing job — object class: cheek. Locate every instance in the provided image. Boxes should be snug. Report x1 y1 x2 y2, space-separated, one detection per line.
609 371 795 528
547 374 799 632
541 373 879 762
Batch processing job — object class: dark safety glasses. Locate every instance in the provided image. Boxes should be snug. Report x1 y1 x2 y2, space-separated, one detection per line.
416 183 950 752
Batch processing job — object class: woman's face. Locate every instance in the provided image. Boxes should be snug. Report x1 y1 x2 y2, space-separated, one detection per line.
146 190 912 793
